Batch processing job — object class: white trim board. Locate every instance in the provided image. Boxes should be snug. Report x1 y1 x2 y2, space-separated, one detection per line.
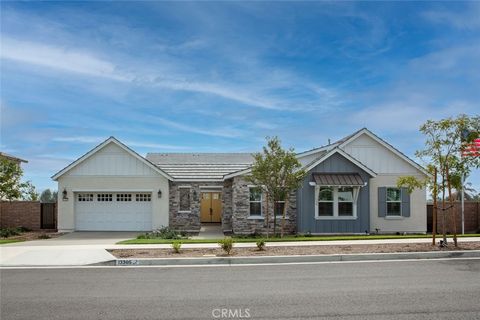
304 148 377 177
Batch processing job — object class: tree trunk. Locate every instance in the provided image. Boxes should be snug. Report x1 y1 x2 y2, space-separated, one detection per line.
446 163 457 247
273 203 277 237
280 196 289 238
432 167 437 246
265 194 270 239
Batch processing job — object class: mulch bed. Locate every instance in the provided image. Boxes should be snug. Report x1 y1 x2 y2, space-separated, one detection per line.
109 241 480 259
3 231 64 241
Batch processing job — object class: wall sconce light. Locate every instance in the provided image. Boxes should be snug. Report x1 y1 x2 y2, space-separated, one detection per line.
62 188 68 201
157 189 162 198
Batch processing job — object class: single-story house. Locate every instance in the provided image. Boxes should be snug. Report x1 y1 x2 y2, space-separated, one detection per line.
52 128 428 234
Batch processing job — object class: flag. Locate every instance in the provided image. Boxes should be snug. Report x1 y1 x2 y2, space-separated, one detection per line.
462 138 480 157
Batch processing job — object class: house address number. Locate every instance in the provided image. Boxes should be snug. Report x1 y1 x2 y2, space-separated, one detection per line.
117 259 139 266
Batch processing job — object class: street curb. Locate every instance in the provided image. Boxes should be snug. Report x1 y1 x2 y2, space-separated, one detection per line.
107 250 480 266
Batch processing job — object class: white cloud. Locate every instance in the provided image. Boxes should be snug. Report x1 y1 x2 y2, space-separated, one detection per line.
1 37 130 81
422 4 480 30
52 136 190 150
151 117 244 138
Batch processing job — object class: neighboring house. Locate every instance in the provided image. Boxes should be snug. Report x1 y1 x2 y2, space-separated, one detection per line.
52 128 428 234
0 152 28 166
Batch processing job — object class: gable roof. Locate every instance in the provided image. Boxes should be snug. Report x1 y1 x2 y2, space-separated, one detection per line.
0 152 28 163
51 137 172 181
147 153 254 181
296 128 365 158
337 128 429 176
304 147 377 177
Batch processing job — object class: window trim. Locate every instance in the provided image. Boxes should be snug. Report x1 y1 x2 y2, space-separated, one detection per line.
274 200 286 218
248 186 263 217
315 186 359 220
386 187 402 217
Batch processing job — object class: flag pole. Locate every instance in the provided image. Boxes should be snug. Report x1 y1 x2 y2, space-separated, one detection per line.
461 173 465 235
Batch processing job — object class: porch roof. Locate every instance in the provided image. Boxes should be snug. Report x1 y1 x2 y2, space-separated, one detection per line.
312 173 365 186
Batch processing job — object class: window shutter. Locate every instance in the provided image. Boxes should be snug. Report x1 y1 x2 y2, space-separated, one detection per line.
401 187 410 217
378 187 386 217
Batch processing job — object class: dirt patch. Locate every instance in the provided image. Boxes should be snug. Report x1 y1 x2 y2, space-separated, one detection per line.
3 231 64 241
109 241 480 258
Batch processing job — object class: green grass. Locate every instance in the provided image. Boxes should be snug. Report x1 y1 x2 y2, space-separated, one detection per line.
117 233 480 245
0 239 24 245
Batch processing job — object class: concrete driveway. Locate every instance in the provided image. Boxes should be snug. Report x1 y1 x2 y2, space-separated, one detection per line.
0 232 140 267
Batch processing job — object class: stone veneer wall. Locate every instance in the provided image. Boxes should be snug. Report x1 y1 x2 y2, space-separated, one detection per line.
231 176 297 235
169 181 232 233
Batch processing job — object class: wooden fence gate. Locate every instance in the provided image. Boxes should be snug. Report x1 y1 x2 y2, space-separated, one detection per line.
41 203 57 229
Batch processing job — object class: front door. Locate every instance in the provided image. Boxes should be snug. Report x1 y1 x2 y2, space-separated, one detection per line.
200 192 222 223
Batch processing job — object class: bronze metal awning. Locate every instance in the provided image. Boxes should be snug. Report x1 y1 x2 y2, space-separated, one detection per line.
312 173 365 186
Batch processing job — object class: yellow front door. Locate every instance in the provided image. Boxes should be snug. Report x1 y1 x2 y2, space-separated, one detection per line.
200 192 222 223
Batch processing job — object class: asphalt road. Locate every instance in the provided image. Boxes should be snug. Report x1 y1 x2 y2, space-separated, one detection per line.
1 259 480 320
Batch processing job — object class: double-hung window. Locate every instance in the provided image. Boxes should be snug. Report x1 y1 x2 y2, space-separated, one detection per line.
316 186 358 219
274 201 285 217
318 187 334 216
249 187 262 216
386 187 402 216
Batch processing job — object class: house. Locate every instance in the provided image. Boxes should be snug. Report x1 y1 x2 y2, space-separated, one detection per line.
0 152 28 166
52 128 428 234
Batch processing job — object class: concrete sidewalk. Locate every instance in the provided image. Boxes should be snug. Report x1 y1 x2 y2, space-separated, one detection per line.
1 237 479 267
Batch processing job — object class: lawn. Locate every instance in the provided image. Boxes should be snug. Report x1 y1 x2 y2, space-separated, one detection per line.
118 233 480 245
0 239 24 245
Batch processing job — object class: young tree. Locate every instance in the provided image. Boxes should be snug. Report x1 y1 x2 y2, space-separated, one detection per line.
40 189 58 203
248 137 306 237
397 115 480 247
0 157 38 201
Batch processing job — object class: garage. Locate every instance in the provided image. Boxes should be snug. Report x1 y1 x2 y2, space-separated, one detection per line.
75 192 153 231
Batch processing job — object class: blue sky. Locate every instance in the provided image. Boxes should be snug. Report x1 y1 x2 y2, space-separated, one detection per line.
1 1 479 193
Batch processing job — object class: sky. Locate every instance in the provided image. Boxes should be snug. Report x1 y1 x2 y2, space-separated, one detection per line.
1 1 479 193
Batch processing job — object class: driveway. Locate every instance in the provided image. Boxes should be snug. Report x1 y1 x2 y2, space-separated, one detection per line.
0 232 140 267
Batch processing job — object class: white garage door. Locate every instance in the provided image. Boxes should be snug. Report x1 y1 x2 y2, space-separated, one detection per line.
75 192 152 231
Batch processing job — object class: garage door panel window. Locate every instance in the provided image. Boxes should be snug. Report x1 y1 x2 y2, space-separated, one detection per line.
97 194 113 201
117 194 132 202
135 193 151 202
78 193 93 202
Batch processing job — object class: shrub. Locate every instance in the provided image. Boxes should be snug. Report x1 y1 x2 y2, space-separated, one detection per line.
16 226 31 233
38 234 51 239
137 226 187 240
171 241 182 254
256 239 266 251
0 228 20 238
218 237 234 255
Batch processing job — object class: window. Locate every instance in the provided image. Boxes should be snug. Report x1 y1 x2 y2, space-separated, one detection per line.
274 201 285 217
135 193 151 202
386 187 401 216
77 193 93 202
318 187 334 216
316 186 359 219
117 194 132 202
338 187 353 216
249 187 262 216
179 188 191 211
97 194 112 201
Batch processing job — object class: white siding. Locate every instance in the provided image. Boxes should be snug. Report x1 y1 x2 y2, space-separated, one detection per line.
57 141 169 232
341 133 421 175
66 142 158 177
